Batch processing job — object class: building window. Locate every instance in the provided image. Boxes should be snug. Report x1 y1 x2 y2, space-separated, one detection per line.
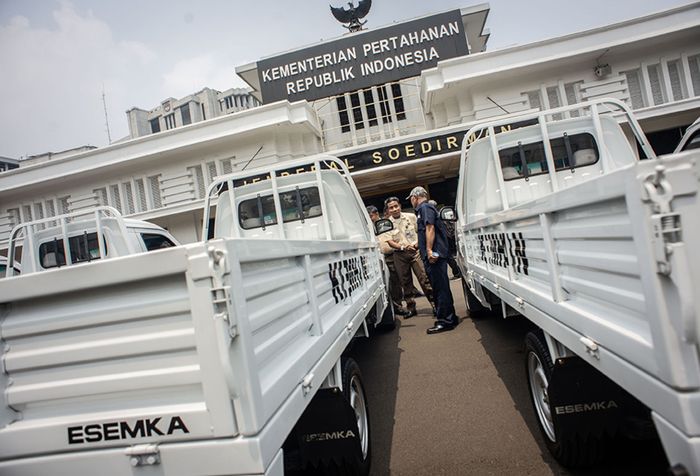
134 179 148 212
622 69 645 109
390 83 406 121
220 157 233 175
335 83 407 134
647 63 666 106
525 90 542 110
376 86 392 123
564 81 583 117
180 103 192 125
363 90 378 126
164 113 176 130
148 175 163 209
122 182 136 214
350 92 364 130
337 96 350 133
689 54 700 97
109 184 122 213
59 196 70 214
667 59 685 101
201 103 207 120
225 95 235 109
150 118 161 134
545 86 563 120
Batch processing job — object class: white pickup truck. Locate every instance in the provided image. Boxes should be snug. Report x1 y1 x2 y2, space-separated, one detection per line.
0 156 393 475
3 206 179 276
450 99 700 474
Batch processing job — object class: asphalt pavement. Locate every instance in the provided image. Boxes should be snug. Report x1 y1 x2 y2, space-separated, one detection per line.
350 279 669 476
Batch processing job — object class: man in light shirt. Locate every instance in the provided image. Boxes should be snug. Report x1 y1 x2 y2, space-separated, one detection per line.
383 196 434 318
367 205 409 317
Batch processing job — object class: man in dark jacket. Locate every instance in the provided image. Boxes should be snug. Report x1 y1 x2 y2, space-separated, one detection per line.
407 187 459 334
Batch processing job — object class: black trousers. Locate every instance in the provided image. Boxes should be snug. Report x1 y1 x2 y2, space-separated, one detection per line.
424 257 457 327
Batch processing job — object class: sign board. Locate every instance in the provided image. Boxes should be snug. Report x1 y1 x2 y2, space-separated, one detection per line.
232 119 538 185
257 10 469 103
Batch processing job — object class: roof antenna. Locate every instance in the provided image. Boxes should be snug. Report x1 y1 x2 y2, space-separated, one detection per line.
241 145 264 171
487 96 510 115
101 83 112 144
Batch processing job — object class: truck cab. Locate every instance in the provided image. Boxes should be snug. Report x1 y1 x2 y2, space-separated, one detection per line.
208 159 375 244
5 206 178 276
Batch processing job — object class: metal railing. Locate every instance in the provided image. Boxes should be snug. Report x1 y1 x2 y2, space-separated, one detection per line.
456 98 657 217
202 155 371 242
7 206 134 276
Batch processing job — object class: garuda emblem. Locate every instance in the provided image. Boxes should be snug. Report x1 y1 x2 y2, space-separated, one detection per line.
330 0 372 32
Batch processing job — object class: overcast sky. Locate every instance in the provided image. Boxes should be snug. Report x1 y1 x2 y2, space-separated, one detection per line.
0 0 690 158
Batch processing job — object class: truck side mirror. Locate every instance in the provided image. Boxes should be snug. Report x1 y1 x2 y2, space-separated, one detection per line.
374 218 393 236
440 207 457 222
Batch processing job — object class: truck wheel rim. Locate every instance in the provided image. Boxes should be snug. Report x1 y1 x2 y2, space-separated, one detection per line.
349 375 369 459
527 352 556 442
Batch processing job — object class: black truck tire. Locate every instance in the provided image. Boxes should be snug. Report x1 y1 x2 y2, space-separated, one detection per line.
340 358 371 476
525 331 605 468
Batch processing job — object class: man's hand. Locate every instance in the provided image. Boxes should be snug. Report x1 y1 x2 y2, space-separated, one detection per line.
428 249 438 264
406 244 417 252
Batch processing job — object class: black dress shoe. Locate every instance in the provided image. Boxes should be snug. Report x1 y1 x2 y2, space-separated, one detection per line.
394 307 409 317
426 323 454 334
404 308 417 319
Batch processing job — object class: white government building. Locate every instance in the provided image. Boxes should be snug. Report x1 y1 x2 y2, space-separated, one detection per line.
1 2 698 250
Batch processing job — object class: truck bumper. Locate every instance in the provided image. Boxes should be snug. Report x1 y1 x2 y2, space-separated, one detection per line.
653 413 700 476
0 439 284 476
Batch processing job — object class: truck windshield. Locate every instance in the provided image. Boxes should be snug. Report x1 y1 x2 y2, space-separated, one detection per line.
499 132 599 180
239 187 322 229
141 233 176 251
39 232 105 268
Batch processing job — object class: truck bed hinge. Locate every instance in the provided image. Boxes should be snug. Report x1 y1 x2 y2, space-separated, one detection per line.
209 246 237 338
641 165 683 276
125 444 160 467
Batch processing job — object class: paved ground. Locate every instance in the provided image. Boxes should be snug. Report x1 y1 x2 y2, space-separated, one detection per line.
350 279 669 475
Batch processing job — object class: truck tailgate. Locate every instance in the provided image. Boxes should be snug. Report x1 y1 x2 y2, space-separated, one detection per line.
0 245 236 460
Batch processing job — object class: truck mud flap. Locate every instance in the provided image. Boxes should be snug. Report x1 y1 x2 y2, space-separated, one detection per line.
283 388 362 472
549 358 649 441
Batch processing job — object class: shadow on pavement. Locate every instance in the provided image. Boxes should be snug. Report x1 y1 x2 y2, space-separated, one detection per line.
349 319 403 476
469 312 669 476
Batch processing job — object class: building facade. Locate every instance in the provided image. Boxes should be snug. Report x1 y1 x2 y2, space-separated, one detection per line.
1 3 698 250
126 87 261 139
0 157 20 173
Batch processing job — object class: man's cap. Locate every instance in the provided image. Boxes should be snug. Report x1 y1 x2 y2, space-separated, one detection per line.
406 186 428 200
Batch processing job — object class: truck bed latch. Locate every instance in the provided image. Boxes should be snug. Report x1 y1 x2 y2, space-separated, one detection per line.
125 444 160 467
